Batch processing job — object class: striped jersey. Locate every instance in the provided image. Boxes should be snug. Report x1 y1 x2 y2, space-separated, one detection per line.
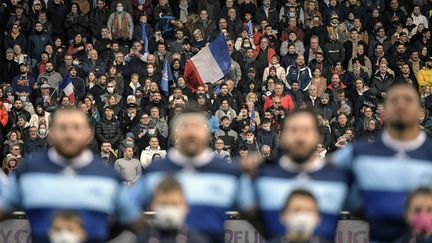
332 131 432 242
0 149 141 243
254 156 348 239
131 148 254 243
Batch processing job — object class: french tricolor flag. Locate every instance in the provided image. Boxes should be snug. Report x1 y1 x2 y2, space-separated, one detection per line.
59 74 75 104
184 33 232 92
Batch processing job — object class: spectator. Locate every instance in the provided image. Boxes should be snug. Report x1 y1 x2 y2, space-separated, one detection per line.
28 22 52 62
107 2 134 44
256 118 278 150
96 106 122 148
64 3 89 41
100 141 117 167
2 144 23 169
48 211 87 243
23 126 48 157
4 24 27 52
114 146 141 186
270 189 329 243
140 136 167 167
82 49 107 77
11 63 36 97
89 0 110 41
215 116 238 152
2 131 24 158
38 61 63 88
29 103 50 128
137 177 210 242
286 55 312 91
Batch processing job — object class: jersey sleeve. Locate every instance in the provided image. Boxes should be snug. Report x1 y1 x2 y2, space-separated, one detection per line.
331 144 355 170
235 174 255 211
0 173 22 213
114 183 142 224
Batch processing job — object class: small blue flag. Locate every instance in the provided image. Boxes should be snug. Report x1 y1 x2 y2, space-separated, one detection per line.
247 20 253 39
250 104 256 132
161 60 172 96
213 84 221 95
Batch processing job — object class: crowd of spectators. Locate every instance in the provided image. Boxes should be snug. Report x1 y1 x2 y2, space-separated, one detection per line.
1 0 432 241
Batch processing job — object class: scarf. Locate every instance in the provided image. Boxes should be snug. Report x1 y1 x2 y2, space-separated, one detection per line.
140 23 149 53
113 13 128 40
129 82 141 95
179 4 188 23
11 32 19 40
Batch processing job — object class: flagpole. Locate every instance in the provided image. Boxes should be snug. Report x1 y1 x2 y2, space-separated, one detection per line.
48 86 59 100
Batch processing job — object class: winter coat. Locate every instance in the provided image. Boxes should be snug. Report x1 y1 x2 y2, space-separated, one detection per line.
96 117 122 147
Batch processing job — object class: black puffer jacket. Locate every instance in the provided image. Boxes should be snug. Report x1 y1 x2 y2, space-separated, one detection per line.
96 117 122 147
256 129 278 150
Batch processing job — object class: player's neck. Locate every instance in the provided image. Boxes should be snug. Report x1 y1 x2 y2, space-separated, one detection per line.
387 125 421 141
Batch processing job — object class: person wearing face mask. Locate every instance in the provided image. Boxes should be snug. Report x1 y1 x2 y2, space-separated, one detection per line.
132 105 254 243
137 177 209 243
418 57 432 91
394 187 432 243
234 130 261 156
254 110 348 239
270 189 328 243
117 132 139 158
138 125 168 151
107 2 134 44
256 118 278 150
114 146 141 186
49 210 87 243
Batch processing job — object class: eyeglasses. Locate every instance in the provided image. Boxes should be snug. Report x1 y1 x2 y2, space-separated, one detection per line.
12 148 20 151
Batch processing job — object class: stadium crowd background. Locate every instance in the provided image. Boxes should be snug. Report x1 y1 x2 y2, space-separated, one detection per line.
0 0 432 241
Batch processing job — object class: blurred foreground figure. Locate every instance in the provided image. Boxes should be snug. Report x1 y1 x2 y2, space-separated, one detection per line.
394 187 432 243
49 210 87 243
132 105 254 243
270 189 331 243
137 177 209 243
333 83 432 242
0 108 142 243
254 110 348 239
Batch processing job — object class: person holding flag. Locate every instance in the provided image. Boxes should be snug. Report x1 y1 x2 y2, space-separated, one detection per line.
184 33 232 92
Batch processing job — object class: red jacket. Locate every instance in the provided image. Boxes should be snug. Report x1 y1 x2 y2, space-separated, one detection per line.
263 95 295 112
253 46 277 65
0 102 8 127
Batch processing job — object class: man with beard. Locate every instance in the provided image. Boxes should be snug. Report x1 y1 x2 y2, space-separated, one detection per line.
0 108 143 242
286 55 312 91
333 83 432 242
254 110 348 239
38 61 63 88
132 104 254 243
11 63 36 98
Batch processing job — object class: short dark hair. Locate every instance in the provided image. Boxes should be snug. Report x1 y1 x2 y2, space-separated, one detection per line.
282 189 317 212
405 187 432 212
153 176 184 198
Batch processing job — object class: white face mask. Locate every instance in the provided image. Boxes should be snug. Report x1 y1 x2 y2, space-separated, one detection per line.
39 128 47 135
107 87 114 94
263 125 270 131
284 212 319 238
148 129 156 135
49 230 82 243
116 6 123 12
246 137 254 143
19 96 27 102
154 205 187 230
